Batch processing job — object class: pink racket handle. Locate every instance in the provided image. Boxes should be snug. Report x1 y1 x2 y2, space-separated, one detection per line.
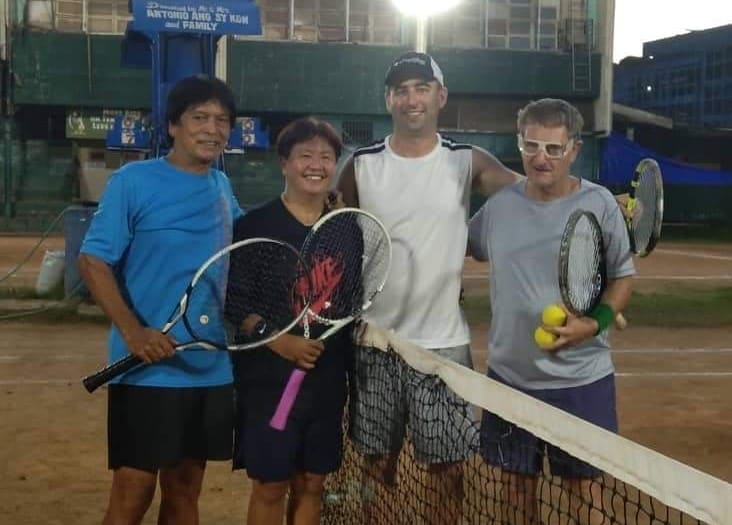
269 369 307 430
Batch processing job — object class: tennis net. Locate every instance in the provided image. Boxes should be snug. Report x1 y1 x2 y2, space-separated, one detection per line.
322 323 731 525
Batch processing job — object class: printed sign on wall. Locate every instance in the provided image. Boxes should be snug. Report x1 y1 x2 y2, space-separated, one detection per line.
132 0 262 35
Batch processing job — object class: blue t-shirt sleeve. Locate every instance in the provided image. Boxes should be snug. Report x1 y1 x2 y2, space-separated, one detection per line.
80 171 134 265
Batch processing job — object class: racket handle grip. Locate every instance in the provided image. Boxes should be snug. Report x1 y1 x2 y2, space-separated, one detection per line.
615 312 628 330
269 369 307 430
82 354 143 393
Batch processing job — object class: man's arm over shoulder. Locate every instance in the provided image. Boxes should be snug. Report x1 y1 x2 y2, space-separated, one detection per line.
467 202 491 261
336 155 359 207
471 146 524 197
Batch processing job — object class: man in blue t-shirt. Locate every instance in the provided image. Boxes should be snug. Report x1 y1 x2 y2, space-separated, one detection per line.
79 75 242 525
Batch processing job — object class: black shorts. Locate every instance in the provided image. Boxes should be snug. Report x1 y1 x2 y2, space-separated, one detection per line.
108 384 234 471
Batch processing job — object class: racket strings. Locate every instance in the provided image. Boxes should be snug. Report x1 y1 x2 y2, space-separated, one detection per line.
631 166 661 252
223 241 310 346
185 255 230 343
356 214 391 304
565 214 604 314
302 212 390 323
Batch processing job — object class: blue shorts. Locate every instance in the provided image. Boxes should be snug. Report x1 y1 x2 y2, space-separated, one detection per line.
233 395 344 482
480 370 617 479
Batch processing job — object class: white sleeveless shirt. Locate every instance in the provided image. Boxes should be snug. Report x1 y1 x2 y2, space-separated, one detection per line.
354 134 473 349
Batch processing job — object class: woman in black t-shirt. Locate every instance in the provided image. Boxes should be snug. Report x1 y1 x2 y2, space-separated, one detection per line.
229 117 351 525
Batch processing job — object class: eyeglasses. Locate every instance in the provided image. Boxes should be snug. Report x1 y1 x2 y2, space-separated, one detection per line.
517 135 574 160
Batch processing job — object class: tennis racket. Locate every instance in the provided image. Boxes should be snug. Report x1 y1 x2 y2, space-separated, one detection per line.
625 158 664 257
269 207 392 430
82 238 311 393
558 209 607 318
615 158 664 328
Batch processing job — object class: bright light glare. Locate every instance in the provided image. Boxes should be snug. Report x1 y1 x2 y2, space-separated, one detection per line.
391 0 462 17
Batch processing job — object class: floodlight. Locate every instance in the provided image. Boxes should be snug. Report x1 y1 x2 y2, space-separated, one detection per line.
391 0 462 52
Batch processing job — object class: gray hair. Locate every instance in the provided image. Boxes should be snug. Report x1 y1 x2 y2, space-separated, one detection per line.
517 98 584 139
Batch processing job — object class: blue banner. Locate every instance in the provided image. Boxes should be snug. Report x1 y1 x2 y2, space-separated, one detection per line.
601 132 732 186
131 0 262 35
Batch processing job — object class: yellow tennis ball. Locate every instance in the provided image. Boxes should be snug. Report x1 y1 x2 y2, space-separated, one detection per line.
534 326 558 349
542 304 567 327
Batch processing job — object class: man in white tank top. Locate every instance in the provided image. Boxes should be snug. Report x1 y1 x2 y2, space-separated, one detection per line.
337 51 523 525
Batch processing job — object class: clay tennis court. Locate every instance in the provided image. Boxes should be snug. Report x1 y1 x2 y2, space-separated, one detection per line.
1 236 730 524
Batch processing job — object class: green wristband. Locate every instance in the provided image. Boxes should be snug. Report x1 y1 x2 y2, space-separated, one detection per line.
588 303 614 335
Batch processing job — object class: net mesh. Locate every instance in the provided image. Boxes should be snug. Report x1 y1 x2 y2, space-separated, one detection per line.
322 323 732 525
223 239 309 346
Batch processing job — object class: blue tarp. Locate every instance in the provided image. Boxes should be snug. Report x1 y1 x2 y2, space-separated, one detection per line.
600 132 732 186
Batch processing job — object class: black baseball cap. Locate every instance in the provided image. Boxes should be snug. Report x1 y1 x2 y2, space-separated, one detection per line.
384 52 445 87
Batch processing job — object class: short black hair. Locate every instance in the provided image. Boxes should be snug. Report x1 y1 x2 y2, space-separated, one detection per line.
165 75 237 133
276 117 342 160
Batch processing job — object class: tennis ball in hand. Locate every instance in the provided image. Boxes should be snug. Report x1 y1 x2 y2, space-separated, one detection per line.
542 304 567 327
534 326 558 349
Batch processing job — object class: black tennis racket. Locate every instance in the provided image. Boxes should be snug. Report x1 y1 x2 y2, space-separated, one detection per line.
269 207 391 430
615 158 664 328
82 238 311 393
558 209 607 317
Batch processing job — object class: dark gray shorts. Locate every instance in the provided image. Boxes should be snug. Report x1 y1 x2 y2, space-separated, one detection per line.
108 384 234 471
480 370 617 478
348 344 478 464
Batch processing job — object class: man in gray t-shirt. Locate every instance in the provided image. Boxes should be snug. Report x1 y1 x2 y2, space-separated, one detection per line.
468 98 634 525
